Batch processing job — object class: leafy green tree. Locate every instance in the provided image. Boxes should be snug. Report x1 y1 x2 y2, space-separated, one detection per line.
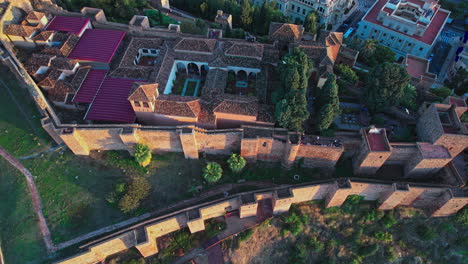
371 45 395 66
399 84 417 111
317 74 340 131
360 39 378 61
240 0 253 30
446 68 468 96
431 87 452 98
276 89 310 131
133 143 152 167
203 162 223 183
364 62 410 112
304 11 318 34
227 153 246 173
200 1 208 16
335 64 358 88
317 104 338 131
119 177 151 213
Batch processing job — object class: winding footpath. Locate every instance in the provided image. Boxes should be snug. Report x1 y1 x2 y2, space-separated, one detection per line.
0 146 55 253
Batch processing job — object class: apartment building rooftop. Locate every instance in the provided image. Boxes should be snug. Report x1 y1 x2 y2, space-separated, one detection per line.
364 0 449 45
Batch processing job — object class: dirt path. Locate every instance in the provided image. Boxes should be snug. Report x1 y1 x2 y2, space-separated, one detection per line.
0 146 55 253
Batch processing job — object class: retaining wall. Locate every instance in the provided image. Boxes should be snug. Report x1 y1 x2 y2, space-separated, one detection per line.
55 178 467 264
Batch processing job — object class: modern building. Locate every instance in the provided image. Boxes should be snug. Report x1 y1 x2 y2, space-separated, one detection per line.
252 0 353 26
356 0 450 59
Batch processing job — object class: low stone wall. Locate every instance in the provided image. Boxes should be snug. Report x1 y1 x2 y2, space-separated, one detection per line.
55 178 467 264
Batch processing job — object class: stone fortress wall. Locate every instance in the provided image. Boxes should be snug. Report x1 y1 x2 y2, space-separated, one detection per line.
1 0 468 176
0 2 466 263
55 178 468 264
0 0 467 175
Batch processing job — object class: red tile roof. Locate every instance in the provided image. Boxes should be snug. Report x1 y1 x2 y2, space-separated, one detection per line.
85 77 137 123
363 0 449 45
366 131 390 151
68 29 126 63
405 55 430 78
73 69 107 103
45 16 90 35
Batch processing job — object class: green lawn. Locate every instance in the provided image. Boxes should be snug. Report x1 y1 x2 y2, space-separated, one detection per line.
0 159 48 264
0 66 50 263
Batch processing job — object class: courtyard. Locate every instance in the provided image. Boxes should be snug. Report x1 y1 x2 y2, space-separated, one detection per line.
225 69 257 96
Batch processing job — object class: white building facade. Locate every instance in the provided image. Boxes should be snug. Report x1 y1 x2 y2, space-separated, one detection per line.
252 0 353 25
356 0 450 59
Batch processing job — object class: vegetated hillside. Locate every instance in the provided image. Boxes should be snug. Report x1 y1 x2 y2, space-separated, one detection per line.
223 197 468 264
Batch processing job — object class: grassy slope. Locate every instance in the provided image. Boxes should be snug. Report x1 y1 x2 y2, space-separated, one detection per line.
0 66 49 263
224 201 468 264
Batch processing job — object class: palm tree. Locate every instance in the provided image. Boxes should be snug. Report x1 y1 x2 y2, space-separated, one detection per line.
203 162 223 183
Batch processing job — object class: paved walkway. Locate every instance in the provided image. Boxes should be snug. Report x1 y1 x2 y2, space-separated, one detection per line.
0 146 55 253
173 215 259 264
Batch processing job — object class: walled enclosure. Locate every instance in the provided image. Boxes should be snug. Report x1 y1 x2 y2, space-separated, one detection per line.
55 178 467 264
1 1 467 176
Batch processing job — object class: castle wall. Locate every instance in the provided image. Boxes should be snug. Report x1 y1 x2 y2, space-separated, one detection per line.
55 179 467 264
195 130 242 155
387 143 419 164
297 144 343 170
435 133 468 158
416 104 444 143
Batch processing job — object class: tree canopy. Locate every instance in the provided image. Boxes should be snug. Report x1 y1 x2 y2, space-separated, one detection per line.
317 74 340 131
274 48 312 132
227 153 246 173
203 162 223 183
304 12 318 35
347 38 395 67
364 63 410 112
133 143 152 167
170 0 289 36
446 68 468 96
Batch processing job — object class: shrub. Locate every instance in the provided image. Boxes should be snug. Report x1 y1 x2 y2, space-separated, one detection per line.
381 211 398 228
431 87 452 98
362 210 384 222
227 153 246 173
385 246 398 262
119 177 151 213
289 243 307 264
454 207 467 226
358 243 379 257
353 227 364 244
341 195 365 214
416 224 436 241
105 182 127 205
203 162 223 183
309 237 325 253
375 231 393 243
282 211 309 236
238 229 254 242
133 143 152 167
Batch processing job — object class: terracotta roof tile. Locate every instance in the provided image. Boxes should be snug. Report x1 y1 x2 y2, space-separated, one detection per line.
224 42 264 59
128 83 159 102
49 80 75 102
4 24 37 37
26 11 46 21
269 23 304 42
37 69 62 88
174 38 217 54
214 99 258 116
24 53 55 74
153 98 200 118
50 57 76 70
31 30 54 41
